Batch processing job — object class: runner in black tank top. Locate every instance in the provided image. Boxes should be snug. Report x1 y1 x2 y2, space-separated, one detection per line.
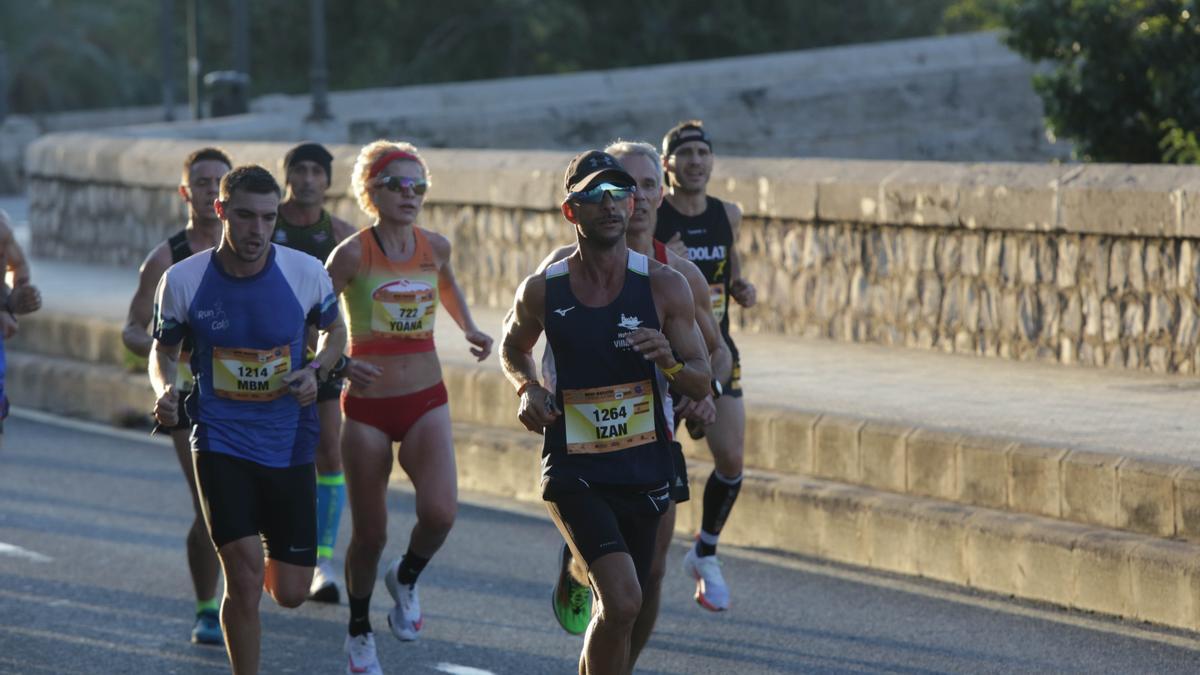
502 149 712 674
120 146 230 645
542 252 673 487
274 142 359 604
656 120 759 613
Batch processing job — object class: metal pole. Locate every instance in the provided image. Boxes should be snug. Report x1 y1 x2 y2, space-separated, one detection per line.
308 0 331 121
160 0 175 121
232 0 249 77
187 0 203 120
0 41 8 124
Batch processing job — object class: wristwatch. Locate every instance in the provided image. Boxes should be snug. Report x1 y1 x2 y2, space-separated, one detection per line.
711 378 723 400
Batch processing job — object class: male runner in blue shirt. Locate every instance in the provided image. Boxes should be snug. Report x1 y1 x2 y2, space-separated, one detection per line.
150 165 345 675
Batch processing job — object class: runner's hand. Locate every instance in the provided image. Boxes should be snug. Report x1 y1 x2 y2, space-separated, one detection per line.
346 359 383 388
283 368 318 406
518 383 560 434
0 311 17 339
154 385 179 427
466 329 493 362
675 394 717 425
665 232 687 259
9 284 40 315
730 278 756 308
627 327 675 369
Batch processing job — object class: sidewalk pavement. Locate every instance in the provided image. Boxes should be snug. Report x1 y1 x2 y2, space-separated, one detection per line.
35 253 1200 464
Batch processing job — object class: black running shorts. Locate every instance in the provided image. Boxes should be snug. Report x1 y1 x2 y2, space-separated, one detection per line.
193 451 317 566
543 478 668 586
316 377 342 404
669 441 690 503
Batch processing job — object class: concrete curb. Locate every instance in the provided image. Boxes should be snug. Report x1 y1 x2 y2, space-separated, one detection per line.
453 422 1200 634
14 308 1200 541
14 345 1200 632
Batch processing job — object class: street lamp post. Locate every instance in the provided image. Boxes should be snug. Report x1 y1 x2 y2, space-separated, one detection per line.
187 0 203 120
160 0 175 121
308 0 331 121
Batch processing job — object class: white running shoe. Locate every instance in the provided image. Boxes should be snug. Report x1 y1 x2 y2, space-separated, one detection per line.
384 558 423 641
344 632 383 675
310 558 340 603
682 546 729 611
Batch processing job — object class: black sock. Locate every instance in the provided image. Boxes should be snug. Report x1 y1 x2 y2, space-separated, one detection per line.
348 592 372 636
395 549 431 586
698 470 743 556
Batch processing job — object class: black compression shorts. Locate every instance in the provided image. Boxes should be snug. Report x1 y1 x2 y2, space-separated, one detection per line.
193 451 317 566
543 478 668 586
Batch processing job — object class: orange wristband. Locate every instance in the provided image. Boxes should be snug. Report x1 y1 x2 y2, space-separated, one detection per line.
517 380 539 397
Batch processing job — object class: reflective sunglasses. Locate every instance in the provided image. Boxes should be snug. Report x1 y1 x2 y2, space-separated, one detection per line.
568 182 636 204
377 175 428 195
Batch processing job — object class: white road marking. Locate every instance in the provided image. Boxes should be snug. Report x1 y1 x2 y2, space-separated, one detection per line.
434 664 496 675
0 542 52 563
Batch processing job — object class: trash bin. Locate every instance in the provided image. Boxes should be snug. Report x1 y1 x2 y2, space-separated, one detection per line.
203 70 250 117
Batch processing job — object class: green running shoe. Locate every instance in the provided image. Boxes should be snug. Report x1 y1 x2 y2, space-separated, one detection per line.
551 543 591 635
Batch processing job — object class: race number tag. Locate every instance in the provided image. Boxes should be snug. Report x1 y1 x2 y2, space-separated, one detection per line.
212 345 291 401
177 349 195 392
563 380 657 454
371 279 436 339
709 283 727 322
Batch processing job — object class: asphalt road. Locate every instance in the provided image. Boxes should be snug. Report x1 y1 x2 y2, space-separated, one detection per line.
3 412 1200 674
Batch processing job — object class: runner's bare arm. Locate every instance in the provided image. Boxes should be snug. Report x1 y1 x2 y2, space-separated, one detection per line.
0 210 32 286
502 274 559 432
671 251 732 383
634 266 711 401
325 234 364 295
429 232 493 361
725 201 756 308
123 244 172 358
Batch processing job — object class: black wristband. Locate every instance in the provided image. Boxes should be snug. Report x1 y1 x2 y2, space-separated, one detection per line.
711 378 723 400
324 355 351 383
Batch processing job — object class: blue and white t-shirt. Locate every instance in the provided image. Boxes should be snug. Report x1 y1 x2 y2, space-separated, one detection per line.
153 245 338 467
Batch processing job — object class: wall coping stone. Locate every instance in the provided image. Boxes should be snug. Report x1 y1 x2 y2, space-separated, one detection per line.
29 132 1200 238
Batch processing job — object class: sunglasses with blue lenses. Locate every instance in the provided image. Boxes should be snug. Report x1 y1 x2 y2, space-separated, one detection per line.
377 175 429 195
568 182 637 204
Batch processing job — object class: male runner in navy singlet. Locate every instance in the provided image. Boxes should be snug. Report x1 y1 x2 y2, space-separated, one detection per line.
502 150 711 675
122 147 230 644
655 120 758 612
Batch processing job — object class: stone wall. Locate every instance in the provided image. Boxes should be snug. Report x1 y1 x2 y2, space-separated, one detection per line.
28 133 1200 373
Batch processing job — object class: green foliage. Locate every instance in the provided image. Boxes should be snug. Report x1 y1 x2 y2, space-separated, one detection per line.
2 0 998 115
1002 0 1200 163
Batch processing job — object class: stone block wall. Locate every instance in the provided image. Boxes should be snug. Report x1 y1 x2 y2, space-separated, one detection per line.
27 133 1200 373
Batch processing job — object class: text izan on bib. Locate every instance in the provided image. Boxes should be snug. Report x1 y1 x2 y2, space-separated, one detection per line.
212 345 292 401
371 279 436 339
562 379 657 454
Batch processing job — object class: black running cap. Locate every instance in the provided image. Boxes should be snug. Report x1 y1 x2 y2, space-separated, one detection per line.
284 142 334 182
563 150 635 194
662 120 712 157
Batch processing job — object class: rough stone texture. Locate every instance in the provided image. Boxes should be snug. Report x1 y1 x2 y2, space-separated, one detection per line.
957 437 1014 509
28 133 1200 374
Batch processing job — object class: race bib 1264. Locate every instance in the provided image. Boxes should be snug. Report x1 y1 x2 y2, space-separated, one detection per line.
562 379 657 454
